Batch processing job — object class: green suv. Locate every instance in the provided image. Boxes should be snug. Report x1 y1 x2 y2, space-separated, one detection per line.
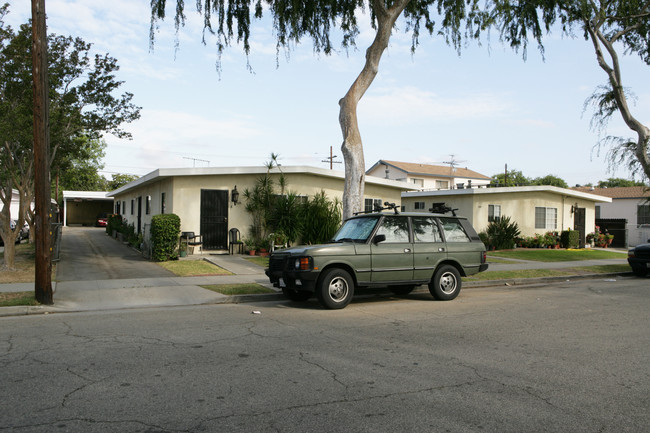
266 206 488 309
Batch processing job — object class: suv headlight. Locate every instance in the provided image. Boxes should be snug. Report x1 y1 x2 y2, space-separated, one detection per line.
294 257 314 271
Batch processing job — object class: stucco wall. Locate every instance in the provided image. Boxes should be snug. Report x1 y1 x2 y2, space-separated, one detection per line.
112 171 405 246
402 189 598 240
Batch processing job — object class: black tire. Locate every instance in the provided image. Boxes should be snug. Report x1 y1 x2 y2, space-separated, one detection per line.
390 285 416 296
316 268 354 309
631 266 648 277
429 265 461 301
282 287 312 302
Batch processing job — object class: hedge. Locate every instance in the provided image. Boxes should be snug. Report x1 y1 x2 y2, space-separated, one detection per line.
150 214 181 261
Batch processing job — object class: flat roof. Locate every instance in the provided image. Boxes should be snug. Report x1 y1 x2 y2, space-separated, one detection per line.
402 185 612 203
109 165 418 196
62 191 112 200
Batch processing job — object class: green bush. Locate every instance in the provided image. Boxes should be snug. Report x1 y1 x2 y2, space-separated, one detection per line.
150 214 181 261
106 214 122 235
560 230 580 249
485 216 521 250
299 191 341 245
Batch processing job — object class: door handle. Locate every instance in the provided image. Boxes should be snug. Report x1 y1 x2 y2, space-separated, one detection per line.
438 247 445 252
404 248 411 253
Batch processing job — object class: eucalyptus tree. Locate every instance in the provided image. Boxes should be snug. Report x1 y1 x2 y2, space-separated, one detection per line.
494 0 650 181
150 0 490 219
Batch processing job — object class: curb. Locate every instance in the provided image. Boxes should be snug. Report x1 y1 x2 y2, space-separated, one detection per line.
0 271 637 318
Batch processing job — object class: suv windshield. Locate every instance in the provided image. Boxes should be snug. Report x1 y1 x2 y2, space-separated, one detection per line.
332 216 379 242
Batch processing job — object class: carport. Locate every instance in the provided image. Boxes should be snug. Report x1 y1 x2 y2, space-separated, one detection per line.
62 191 114 227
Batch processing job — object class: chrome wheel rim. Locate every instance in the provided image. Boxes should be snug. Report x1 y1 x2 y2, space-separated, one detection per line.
328 276 349 302
439 271 458 295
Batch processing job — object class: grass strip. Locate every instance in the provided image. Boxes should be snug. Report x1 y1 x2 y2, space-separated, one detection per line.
243 256 269 267
201 283 275 295
464 264 631 281
157 260 231 276
0 291 40 307
488 249 626 262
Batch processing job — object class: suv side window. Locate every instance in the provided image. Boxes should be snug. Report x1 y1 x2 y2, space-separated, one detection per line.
376 216 410 243
439 217 471 243
412 216 443 243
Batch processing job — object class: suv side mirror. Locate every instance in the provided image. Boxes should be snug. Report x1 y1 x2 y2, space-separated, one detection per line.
373 234 386 244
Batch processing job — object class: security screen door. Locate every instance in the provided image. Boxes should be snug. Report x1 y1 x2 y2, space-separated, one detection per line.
200 189 228 250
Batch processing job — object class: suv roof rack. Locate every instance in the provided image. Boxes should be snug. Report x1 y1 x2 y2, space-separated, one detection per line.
354 202 400 216
430 202 458 216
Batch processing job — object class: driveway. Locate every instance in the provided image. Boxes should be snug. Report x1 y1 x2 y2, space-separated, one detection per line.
56 227 176 281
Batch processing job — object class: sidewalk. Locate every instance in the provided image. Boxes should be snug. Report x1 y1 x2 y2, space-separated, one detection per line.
0 252 632 317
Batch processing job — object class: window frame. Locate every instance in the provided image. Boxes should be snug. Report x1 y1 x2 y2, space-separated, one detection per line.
488 204 501 222
535 207 557 230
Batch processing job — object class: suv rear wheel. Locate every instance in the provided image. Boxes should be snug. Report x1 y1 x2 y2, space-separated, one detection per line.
316 268 354 309
429 265 461 300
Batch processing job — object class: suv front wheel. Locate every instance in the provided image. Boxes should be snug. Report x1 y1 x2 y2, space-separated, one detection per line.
316 268 354 309
429 265 461 301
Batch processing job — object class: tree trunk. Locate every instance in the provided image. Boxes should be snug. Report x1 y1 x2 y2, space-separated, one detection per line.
588 23 650 180
338 0 411 220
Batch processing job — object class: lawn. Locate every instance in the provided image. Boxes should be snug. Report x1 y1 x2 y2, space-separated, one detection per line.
201 283 275 295
244 256 269 268
488 248 626 262
463 264 630 281
0 291 40 307
156 259 231 276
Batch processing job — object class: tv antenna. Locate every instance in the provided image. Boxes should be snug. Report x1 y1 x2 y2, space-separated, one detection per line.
183 157 209 167
321 146 342 170
442 154 467 172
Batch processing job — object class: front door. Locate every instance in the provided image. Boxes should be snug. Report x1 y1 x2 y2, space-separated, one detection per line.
574 207 586 248
200 189 228 250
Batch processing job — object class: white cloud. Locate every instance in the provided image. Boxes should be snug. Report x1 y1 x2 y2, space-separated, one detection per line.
359 86 514 125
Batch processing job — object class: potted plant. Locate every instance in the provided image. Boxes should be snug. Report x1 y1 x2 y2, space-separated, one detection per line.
243 237 257 256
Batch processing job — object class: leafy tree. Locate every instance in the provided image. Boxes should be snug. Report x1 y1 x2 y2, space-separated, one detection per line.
494 0 650 182
107 173 140 191
491 169 531 187
532 174 568 188
597 177 646 188
0 7 140 269
150 0 490 219
56 137 107 193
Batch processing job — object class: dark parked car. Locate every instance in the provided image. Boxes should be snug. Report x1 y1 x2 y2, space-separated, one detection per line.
266 205 488 309
628 240 650 277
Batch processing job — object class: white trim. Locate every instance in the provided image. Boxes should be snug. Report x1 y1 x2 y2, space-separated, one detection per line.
108 165 418 196
402 185 612 203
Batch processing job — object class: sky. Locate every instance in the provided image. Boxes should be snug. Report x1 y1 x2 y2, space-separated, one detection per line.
5 0 649 187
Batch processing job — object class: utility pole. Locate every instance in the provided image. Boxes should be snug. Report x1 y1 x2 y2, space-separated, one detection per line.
321 146 342 170
32 0 53 304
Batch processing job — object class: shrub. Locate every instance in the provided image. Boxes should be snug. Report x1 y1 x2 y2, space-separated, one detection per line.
299 191 341 245
485 215 521 250
150 214 181 261
106 214 122 235
560 230 580 249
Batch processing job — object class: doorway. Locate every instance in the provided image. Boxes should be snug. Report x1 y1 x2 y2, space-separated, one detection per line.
200 189 228 250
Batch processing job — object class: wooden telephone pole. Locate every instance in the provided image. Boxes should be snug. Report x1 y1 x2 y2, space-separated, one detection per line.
321 146 342 170
32 0 53 304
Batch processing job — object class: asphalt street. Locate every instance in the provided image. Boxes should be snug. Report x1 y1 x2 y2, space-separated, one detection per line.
1 278 648 432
